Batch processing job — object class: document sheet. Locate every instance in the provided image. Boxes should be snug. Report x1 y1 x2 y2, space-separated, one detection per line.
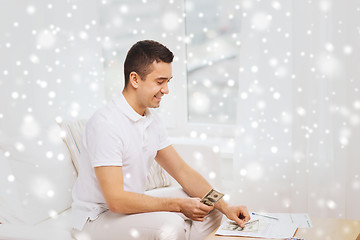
215 213 312 238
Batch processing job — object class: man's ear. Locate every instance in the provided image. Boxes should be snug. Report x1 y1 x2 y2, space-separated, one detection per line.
129 72 140 88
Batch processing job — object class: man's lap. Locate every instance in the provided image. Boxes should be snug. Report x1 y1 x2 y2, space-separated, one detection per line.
75 210 188 240
72 187 222 240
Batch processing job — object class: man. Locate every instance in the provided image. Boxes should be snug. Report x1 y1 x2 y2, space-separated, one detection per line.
72 40 250 240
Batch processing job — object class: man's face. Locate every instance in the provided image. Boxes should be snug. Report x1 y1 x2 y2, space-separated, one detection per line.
136 60 172 111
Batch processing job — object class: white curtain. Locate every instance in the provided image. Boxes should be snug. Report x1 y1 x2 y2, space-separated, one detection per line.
233 0 360 219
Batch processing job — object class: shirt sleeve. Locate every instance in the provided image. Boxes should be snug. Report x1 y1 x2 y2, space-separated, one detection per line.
84 118 124 168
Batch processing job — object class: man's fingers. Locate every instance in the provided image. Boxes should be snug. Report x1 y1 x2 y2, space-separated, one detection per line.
199 202 214 212
236 207 250 227
243 207 250 220
236 219 246 228
194 202 213 219
239 213 250 222
193 216 205 222
238 206 250 221
194 209 210 218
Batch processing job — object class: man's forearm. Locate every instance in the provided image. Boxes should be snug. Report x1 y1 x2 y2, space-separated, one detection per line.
214 198 230 214
176 166 230 215
107 188 216 222
107 190 182 214
176 166 215 200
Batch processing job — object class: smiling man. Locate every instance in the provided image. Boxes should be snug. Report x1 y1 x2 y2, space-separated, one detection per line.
71 40 250 240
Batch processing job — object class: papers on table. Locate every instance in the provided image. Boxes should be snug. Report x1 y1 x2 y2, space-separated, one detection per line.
286 213 312 228
215 213 312 239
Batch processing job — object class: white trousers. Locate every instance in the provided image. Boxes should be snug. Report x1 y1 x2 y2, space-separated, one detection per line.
72 187 222 240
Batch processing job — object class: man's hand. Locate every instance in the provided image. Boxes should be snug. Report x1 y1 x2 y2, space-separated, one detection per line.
223 205 250 228
179 198 214 222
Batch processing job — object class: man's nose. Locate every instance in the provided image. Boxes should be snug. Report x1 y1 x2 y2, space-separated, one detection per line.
161 83 169 94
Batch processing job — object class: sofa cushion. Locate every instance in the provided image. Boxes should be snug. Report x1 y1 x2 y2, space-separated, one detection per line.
0 136 77 225
0 223 71 240
59 119 172 191
145 159 172 190
0 149 23 224
58 119 86 174
0 208 72 240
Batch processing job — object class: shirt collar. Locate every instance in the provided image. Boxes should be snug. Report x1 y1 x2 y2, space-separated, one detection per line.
114 93 152 122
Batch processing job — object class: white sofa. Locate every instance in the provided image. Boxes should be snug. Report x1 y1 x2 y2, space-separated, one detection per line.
0 140 76 240
0 121 220 240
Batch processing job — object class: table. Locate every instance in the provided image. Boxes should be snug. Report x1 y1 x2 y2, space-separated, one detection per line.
205 217 360 240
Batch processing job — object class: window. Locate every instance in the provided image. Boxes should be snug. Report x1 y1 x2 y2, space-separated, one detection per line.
184 0 242 125
97 0 174 101
98 0 241 137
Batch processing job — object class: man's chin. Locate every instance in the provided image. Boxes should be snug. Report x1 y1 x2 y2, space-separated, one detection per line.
151 99 161 108
149 103 161 109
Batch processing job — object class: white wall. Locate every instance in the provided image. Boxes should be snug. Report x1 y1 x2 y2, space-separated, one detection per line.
0 0 104 149
0 0 104 224
232 0 360 220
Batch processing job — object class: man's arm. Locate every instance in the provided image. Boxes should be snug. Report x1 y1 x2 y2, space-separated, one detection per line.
155 145 250 227
94 165 213 221
155 145 213 200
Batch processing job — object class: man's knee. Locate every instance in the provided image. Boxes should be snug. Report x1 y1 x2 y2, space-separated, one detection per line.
205 208 222 227
187 209 223 240
212 208 223 224
156 213 186 240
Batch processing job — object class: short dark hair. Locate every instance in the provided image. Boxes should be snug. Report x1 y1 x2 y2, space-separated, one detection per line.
124 40 174 87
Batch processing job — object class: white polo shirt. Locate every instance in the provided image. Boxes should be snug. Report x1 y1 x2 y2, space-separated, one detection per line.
71 94 170 230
